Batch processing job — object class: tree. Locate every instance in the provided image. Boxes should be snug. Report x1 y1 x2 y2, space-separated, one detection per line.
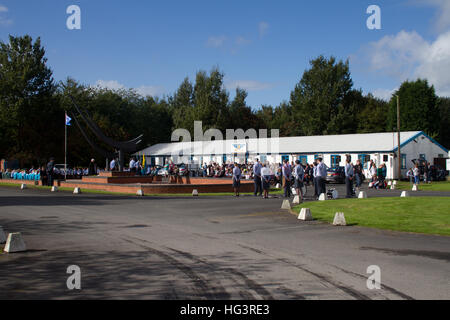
387 79 439 136
290 55 353 136
357 94 389 133
437 97 450 149
0 35 57 166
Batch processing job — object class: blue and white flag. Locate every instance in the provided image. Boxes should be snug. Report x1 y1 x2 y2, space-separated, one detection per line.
65 113 72 126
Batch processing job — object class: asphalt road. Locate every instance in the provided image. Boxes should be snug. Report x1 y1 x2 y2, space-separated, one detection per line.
0 185 449 300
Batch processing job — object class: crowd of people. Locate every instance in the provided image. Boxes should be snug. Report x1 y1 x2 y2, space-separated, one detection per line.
0 158 99 186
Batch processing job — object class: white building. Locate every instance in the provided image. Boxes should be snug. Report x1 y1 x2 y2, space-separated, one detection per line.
135 131 448 179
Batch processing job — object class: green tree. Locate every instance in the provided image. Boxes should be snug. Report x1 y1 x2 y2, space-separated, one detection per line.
387 79 439 136
0 35 57 166
290 55 353 136
437 97 450 149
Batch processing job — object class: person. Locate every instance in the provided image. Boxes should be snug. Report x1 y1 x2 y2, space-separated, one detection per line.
46 158 55 186
424 162 430 184
406 168 414 185
345 158 354 198
293 160 304 202
40 165 48 186
354 159 363 190
369 160 377 182
413 163 420 185
282 159 292 198
315 157 327 198
253 159 263 197
232 163 241 197
88 159 97 176
129 157 136 173
261 163 272 199
110 158 116 171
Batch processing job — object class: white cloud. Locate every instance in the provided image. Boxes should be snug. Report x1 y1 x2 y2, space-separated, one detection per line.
359 30 450 97
371 88 397 101
236 36 251 46
206 36 227 48
0 4 12 25
226 80 275 92
259 22 269 38
412 0 450 32
95 80 164 97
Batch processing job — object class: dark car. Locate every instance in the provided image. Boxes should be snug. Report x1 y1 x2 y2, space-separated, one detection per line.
325 166 345 184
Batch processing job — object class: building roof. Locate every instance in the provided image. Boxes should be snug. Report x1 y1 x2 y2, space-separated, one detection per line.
135 131 428 156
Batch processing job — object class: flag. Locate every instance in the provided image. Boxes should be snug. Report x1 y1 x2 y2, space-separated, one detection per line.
142 154 146 167
65 113 72 126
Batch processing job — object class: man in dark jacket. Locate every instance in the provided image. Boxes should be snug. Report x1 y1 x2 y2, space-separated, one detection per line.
88 159 97 176
46 158 55 186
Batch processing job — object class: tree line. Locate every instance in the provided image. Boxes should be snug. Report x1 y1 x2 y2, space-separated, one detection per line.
0 35 448 168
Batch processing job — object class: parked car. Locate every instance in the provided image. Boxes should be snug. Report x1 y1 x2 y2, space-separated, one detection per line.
157 164 169 176
325 166 345 184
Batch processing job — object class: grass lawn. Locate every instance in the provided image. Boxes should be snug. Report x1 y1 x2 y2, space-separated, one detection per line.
396 180 450 192
293 197 450 236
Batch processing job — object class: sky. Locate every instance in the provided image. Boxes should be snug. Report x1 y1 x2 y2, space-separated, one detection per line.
0 0 449 108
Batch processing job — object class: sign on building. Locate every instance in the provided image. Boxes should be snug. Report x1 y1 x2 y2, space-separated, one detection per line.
231 143 247 154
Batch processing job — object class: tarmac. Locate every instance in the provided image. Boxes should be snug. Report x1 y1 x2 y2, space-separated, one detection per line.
0 184 449 299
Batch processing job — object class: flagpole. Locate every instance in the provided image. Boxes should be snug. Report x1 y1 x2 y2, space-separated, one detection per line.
65 111 67 181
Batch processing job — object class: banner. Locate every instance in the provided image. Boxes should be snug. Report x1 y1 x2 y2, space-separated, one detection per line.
231 143 246 154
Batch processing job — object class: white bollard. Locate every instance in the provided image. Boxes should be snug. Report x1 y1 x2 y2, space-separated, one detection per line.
281 199 291 210
292 195 301 204
401 191 410 197
291 188 297 195
4 232 27 253
412 184 418 191
275 183 281 189
136 189 144 196
0 226 6 244
390 184 396 190
298 208 313 221
388 181 392 186
393 180 398 186
73 187 81 194
358 191 368 199
51 186 58 192
333 212 347 226
192 189 199 197
318 193 327 201
20 184 27 190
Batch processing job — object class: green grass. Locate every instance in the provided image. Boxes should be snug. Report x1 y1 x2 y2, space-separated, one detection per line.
396 180 450 192
293 197 450 236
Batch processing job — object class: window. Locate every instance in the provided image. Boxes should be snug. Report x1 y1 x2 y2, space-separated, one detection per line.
401 154 406 169
299 155 308 165
260 155 267 163
314 154 320 161
358 154 371 168
438 154 444 158
383 155 388 162
331 155 341 167
282 155 290 163
420 154 426 160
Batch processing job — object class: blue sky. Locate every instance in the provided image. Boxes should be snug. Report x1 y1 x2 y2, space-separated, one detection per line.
1 0 449 108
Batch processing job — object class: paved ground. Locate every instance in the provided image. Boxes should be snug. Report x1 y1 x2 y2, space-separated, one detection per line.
0 185 449 300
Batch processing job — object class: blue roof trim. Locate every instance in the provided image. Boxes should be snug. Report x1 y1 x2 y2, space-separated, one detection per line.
392 131 449 153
